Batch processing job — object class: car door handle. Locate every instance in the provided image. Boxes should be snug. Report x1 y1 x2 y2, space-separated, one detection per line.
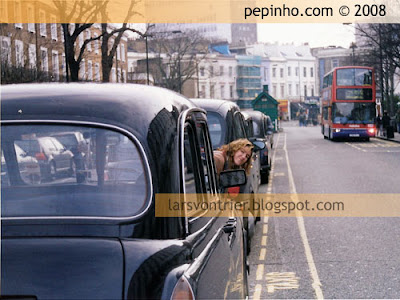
223 217 237 234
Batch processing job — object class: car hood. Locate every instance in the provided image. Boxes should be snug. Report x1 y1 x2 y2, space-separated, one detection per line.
1 238 124 299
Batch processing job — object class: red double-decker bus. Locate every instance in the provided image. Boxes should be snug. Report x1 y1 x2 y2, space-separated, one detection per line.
321 66 376 141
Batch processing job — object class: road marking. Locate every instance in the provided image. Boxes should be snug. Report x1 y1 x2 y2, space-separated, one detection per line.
256 264 265 280
253 284 262 300
266 272 300 293
261 236 267 246
283 133 324 299
274 172 286 176
345 142 366 152
263 224 268 234
259 248 267 261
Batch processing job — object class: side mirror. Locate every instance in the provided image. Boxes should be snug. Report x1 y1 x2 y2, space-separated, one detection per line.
219 169 247 188
252 140 265 151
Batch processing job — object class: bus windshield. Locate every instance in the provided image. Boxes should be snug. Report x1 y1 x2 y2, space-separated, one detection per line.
336 68 372 86
332 102 375 124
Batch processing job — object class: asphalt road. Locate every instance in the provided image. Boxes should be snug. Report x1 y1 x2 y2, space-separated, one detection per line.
248 123 400 299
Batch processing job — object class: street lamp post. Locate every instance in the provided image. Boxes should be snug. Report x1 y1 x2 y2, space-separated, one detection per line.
350 42 357 65
145 34 150 85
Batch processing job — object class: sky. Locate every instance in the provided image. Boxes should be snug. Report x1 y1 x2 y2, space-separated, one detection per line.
257 23 355 48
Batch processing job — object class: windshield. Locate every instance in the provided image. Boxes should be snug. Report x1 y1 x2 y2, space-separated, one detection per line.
336 68 372 86
332 103 376 124
207 112 226 149
1 124 148 218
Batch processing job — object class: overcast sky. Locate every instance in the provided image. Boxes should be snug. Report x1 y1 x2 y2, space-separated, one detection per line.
257 23 355 48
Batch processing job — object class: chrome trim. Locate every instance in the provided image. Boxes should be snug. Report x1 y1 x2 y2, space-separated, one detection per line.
1 119 153 222
178 107 207 235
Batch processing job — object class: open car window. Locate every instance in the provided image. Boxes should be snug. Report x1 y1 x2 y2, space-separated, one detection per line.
1 124 149 218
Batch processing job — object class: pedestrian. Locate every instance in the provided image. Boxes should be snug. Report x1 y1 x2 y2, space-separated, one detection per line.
375 114 382 136
395 109 400 133
382 111 391 137
213 138 254 176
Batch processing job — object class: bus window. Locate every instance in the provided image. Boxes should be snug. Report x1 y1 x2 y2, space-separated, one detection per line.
337 68 372 86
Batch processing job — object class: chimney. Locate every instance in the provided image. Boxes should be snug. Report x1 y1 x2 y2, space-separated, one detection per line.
263 85 269 92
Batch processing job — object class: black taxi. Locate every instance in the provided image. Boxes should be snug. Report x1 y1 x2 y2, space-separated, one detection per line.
1 84 248 299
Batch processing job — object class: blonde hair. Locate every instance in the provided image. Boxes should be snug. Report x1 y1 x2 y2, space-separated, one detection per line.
218 138 254 174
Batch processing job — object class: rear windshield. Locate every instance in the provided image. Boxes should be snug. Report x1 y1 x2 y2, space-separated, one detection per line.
1 124 149 218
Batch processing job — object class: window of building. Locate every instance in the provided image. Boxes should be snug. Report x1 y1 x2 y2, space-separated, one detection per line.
280 68 284 78
117 45 121 60
80 59 86 80
304 85 307 97
303 67 307 77
121 43 125 61
39 11 46 36
230 85 233 98
311 86 314 96
88 60 93 81
61 53 66 77
111 68 116 82
86 30 91 51
52 51 59 80
210 85 214 98
288 84 292 96
229 66 233 77
94 33 99 54
280 84 284 98
15 40 23 67
288 66 291 76
273 85 277 97
220 85 225 99
209 66 214 77
295 67 299 77
220 65 223 76
40 47 48 72
272 67 276 78
201 85 206 98
50 19 57 40
331 59 339 69
95 63 100 81
200 67 205 77
296 84 299 96
310 67 314 77
28 44 36 68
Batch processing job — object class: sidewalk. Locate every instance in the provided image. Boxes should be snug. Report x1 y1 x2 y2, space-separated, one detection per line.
376 131 400 143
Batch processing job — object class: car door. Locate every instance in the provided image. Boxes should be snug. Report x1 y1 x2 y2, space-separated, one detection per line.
181 111 246 299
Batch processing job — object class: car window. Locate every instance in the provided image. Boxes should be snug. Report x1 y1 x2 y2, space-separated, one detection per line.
1 124 149 218
206 112 225 149
253 120 260 136
233 112 246 140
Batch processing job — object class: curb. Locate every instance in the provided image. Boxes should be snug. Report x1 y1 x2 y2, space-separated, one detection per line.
376 136 400 144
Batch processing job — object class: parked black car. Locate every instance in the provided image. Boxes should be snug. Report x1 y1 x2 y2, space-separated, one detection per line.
1 84 248 299
241 110 274 184
190 98 264 254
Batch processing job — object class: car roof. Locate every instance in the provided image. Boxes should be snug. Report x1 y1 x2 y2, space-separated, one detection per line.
2 83 197 140
190 98 240 116
241 110 267 121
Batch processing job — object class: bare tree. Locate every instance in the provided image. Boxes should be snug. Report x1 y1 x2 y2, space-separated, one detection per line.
149 30 209 93
356 24 400 115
